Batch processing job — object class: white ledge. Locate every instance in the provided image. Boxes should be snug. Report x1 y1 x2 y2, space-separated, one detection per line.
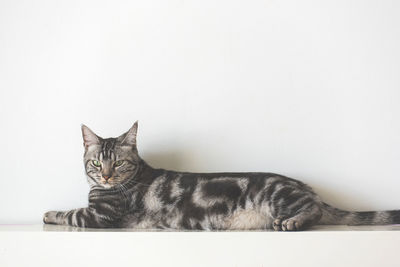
1 224 400 231
1 224 399 267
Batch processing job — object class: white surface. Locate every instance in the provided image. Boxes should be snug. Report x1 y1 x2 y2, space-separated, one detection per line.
3 224 400 232
1 0 400 224
1 225 400 267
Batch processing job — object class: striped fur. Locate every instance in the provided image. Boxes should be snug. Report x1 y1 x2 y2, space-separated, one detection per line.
43 122 400 230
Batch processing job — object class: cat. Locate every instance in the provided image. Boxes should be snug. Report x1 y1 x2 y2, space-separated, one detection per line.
43 122 400 230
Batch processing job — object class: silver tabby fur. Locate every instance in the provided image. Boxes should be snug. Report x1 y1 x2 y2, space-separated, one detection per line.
43 122 400 230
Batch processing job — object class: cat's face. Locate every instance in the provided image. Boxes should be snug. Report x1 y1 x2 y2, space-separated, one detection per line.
82 122 140 189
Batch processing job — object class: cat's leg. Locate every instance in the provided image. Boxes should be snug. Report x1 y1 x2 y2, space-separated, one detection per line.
272 203 322 231
43 208 113 228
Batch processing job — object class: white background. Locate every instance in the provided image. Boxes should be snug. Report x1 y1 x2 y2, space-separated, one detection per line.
0 0 399 223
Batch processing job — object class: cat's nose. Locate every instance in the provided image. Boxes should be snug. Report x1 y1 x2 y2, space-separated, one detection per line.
103 175 111 181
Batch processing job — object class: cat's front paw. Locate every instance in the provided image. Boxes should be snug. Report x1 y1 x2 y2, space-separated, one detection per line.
43 211 59 224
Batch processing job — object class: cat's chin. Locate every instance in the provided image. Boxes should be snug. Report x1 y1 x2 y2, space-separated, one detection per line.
100 183 116 189
95 178 128 189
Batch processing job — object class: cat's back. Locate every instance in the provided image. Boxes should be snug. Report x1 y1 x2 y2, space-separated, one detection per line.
160 169 308 194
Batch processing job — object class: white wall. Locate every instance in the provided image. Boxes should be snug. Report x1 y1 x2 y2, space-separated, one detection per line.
0 0 399 224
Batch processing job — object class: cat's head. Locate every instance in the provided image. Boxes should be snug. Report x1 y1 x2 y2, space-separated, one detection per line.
81 122 140 189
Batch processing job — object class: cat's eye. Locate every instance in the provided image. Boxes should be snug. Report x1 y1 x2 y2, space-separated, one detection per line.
92 160 101 167
114 160 124 167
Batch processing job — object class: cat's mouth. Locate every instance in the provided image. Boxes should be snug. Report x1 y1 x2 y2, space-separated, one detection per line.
100 177 115 185
99 176 121 187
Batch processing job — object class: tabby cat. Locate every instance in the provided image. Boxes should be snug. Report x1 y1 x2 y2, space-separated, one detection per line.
43 122 400 230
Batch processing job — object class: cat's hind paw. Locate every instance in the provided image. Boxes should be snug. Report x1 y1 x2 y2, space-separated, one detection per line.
272 218 301 231
281 219 300 231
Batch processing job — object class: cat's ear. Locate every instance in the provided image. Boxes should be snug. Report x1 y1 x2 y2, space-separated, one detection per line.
118 121 138 146
81 124 101 148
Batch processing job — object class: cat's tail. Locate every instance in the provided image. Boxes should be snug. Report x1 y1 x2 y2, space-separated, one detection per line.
319 202 400 226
